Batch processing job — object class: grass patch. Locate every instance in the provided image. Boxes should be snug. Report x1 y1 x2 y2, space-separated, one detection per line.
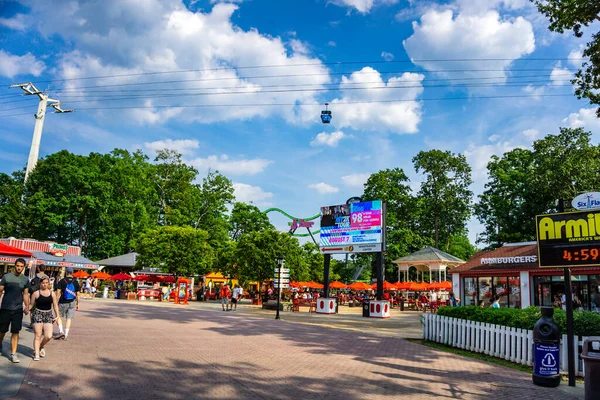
406 338 532 373
407 339 584 384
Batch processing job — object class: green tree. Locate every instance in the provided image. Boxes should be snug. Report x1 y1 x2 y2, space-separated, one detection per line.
21 150 110 253
412 150 473 249
475 128 600 247
135 226 214 276
228 202 273 241
234 230 303 286
474 148 541 247
299 242 324 282
532 0 600 116
152 149 198 226
533 127 600 203
362 168 427 281
0 172 23 238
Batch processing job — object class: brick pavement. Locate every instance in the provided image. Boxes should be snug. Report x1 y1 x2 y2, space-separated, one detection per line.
9 300 583 400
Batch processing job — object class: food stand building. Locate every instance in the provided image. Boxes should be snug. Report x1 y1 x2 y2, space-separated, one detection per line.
0 238 98 278
451 241 600 311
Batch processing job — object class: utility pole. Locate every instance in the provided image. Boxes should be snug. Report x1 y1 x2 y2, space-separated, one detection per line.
10 82 73 181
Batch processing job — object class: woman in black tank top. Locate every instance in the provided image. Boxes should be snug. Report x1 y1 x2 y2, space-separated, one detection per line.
29 276 59 361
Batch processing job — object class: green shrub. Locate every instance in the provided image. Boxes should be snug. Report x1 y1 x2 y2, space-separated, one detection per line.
436 306 600 337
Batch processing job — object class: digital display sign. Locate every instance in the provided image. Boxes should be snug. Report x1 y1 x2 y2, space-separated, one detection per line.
319 200 383 254
536 210 600 267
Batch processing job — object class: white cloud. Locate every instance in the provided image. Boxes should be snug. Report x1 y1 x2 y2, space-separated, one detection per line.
24 1 330 125
330 67 424 133
563 108 600 138
0 50 45 78
327 41 337 47
308 182 339 194
381 51 394 61
464 128 540 191
188 155 272 176
455 0 530 15
144 139 199 155
341 173 370 188
403 10 535 82
523 85 545 99
522 129 540 140
0 13 28 30
568 44 586 69
550 66 574 86
310 131 347 147
233 183 273 206
331 0 400 14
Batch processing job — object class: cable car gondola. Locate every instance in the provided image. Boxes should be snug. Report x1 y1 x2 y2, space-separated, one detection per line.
321 102 332 124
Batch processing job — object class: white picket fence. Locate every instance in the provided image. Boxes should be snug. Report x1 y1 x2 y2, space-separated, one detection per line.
422 313 588 377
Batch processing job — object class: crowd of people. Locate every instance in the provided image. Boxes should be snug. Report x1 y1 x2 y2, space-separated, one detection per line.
0 259 80 363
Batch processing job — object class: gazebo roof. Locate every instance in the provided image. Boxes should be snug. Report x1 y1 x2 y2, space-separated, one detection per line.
394 246 465 265
96 252 138 268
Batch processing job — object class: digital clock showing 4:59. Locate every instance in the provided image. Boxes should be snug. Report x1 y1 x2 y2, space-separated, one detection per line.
562 248 600 262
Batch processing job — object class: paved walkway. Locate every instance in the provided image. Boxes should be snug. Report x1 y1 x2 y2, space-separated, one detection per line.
3 300 584 399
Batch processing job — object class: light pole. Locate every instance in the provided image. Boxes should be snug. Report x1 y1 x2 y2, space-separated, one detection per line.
275 254 284 320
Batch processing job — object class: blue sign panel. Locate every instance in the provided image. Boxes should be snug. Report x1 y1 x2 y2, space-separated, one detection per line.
534 343 560 376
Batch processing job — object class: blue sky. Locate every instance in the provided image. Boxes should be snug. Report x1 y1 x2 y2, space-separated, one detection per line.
0 0 599 246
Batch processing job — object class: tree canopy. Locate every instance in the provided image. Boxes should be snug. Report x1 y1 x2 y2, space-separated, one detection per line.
532 0 600 116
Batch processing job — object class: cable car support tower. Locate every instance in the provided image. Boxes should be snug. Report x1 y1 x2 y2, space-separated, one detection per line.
10 82 73 181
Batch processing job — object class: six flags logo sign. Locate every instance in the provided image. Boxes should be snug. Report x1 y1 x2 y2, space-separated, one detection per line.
572 192 600 211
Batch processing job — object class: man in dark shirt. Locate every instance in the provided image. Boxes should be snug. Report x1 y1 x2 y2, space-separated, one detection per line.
0 258 31 363
55 267 80 340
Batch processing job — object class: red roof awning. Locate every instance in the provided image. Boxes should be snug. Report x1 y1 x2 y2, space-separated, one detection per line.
0 243 32 257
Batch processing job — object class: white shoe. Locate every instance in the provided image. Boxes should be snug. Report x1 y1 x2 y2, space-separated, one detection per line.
40 348 45 358
33 355 40 361
10 353 20 363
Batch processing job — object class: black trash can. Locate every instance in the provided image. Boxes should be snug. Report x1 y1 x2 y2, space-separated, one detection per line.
581 337 600 400
399 298 405 312
532 307 561 388
362 300 370 317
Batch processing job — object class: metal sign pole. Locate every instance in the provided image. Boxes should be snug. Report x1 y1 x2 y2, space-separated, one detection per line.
323 254 331 298
564 267 575 386
376 202 386 301
275 263 282 320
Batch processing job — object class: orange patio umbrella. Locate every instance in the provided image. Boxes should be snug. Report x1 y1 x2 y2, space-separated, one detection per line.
329 281 348 289
395 281 412 290
371 281 397 290
409 281 429 291
91 271 112 279
73 270 89 279
308 281 324 289
439 281 452 290
348 281 371 291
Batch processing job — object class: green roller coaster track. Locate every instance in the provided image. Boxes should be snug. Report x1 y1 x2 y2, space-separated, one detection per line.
263 207 320 237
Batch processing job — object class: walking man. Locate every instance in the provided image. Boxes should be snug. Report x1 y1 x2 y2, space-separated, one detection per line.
55 267 80 340
0 258 31 363
221 283 231 311
231 284 241 311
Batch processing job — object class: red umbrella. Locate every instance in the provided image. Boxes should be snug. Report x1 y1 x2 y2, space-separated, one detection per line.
133 275 151 281
111 273 133 281
160 276 176 283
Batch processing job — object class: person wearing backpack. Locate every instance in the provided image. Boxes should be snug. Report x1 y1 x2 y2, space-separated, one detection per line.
55 267 80 340
30 264 47 293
